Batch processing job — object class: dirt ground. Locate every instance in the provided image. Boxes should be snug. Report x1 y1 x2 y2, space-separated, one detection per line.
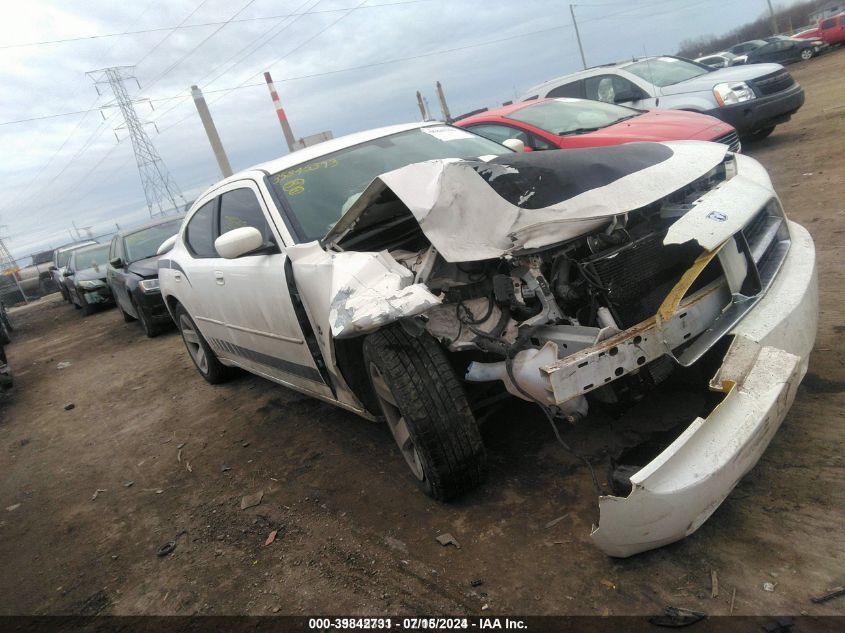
1 50 844 617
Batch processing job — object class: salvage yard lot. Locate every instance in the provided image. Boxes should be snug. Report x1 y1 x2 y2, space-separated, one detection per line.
1 50 844 616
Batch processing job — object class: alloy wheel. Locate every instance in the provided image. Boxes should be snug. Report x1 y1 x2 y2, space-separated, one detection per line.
179 314 208 374
368 362 425 481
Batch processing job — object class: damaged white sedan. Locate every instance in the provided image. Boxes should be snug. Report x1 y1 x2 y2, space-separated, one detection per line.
159 122 817 557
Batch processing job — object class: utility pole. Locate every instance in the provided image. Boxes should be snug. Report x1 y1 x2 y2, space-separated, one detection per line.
264 72 297 154
190 85 233 178
435 81 452 123
766 0 779 34
87 66 186 217
570 4 587 70
416 91 429 121
0 229 29 305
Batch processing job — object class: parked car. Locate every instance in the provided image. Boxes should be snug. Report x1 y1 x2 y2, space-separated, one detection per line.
727 40 768 56
51 240 98 302
15 249 58 297
0 301 11 389
455 98 740 153
64 243 113 316
694 52 742 68
818 11 845 45
159 121 817 557
0 300 11 346
107 216 183 337
519 56 805 141
744 36 819 63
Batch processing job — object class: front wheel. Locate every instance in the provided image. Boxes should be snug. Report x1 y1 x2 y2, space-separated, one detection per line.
744 126 775 142
362 326 487 501
174 304 230 384
800 48 814 60
136 301 161 338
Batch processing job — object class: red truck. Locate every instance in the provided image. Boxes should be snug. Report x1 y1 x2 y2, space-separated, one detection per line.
818 12 845 45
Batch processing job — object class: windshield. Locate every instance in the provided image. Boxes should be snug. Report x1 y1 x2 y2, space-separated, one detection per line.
625 57 709 87
267 126 511 242
71 245 110 271
57 251 73 268
124 219 182 262
508 99 640 135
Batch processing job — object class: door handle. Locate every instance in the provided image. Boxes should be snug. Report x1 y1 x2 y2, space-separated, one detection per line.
214 271 225 285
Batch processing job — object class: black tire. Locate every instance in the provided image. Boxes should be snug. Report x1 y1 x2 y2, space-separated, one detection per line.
800 48 813 60
174 304 230 384
745 126 775 142
82 301 95 316
117 301 135 323
0 321 9 346
135 300 161 338
362 326 487 501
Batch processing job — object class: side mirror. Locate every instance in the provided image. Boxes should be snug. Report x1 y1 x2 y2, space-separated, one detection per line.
215 227 265 259
502 138 526 153
156 234 178 256
109 257 124 269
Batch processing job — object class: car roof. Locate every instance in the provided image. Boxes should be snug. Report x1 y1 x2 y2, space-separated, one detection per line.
73 242 108 255
456 100 551 124
519 56 685 100
219 122 439 185
56 239 97 253
118 215 185 238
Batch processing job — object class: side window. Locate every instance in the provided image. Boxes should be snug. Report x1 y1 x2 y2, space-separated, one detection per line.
219 188 275 246
821 18 835 29
547 81 584 98
185 201 218 258
840 15 845 25
108 237 117 261
466 124 552 151
585 75 643 104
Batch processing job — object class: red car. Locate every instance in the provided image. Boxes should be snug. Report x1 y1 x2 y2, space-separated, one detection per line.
455 98 741 153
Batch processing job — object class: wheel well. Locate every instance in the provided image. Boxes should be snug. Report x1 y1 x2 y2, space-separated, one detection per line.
334 335 380 416
164 295 181 318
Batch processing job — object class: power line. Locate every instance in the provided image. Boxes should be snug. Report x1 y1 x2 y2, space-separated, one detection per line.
0 0 440 50
135 0 212 66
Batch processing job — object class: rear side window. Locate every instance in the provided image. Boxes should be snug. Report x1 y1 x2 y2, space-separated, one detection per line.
821 18 835 28
547 81 584 98
219 188 275 244
185 201 218 258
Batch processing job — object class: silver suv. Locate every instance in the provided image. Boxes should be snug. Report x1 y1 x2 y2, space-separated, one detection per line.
520 56 804 140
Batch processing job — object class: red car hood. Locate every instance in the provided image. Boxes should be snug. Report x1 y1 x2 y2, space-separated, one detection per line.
586 109 733 143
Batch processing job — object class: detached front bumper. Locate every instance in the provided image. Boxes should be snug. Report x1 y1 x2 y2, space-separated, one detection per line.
591 221 817 556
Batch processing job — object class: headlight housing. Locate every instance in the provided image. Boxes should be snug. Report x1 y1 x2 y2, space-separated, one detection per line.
713 82 755 106
138 278 160 293
78 279 105 290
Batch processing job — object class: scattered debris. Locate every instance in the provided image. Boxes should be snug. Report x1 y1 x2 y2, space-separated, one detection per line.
810 586 845 604
242 442 250 448
763 582 777 592
710 569 719 599
385 536 409 554
186 462 192 473
176 442 185 449
177 448 182 463
544 513 569 529
157 541 176 557
155 489 164 494
481 604 489 611
63 403 75 411
124 481 134 488
730 588 736 615
6 503 21 512
91 489 106 501
648 606 707 628
240 491 263 510
470 579 483 588
435 533 461 549
56 361 71 370
264 530 278 546
221 465 232 472
600 579 616 590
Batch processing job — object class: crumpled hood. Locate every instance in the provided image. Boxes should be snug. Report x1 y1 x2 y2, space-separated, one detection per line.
326 140 728 262
127 255 160 278
657 63 783 96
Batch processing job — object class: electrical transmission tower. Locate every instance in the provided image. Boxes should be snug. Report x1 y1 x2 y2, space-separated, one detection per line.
87 66 186 218
0 228 28 304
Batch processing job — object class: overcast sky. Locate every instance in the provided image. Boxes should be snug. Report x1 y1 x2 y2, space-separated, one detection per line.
0 0 798 261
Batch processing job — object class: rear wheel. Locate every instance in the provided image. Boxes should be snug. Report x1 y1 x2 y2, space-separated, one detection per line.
117 301 135 323
82 301 95 316
174 304 230 384
362 326 487 501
